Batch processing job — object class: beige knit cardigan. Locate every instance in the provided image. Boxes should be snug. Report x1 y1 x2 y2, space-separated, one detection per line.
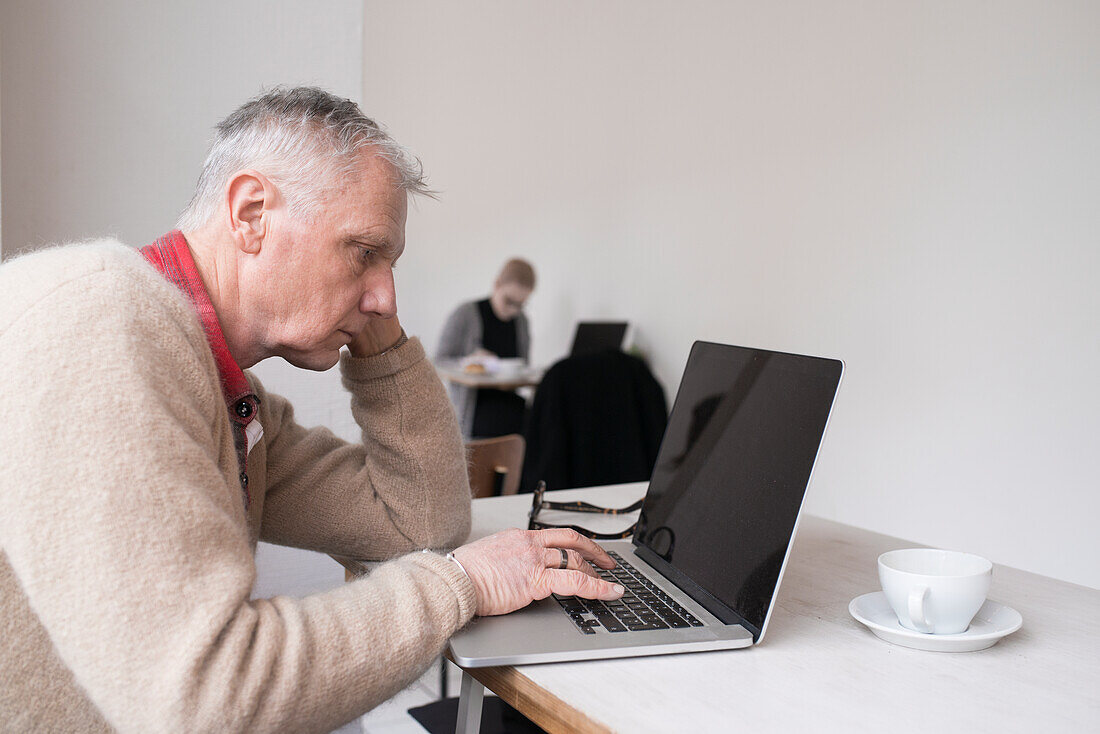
0 242 477 732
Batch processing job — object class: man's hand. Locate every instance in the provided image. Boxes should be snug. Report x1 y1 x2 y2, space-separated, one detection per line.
348 317 405 358
451 528 624 616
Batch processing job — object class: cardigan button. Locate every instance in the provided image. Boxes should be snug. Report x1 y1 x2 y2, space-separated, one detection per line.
235 400 253 418
240 472 249 488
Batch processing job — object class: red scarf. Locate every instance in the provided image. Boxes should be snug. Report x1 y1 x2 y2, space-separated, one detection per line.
141 230 259 507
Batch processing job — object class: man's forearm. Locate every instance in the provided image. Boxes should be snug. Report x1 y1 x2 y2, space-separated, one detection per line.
259 337 471 557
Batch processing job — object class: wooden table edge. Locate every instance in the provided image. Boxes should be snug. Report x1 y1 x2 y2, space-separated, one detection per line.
445 654 614 734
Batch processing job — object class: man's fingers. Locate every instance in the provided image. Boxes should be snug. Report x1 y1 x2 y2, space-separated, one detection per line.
541 548 602 579
543 547 569 569
548 570 624 600
583 547 617 570
534 529 616 569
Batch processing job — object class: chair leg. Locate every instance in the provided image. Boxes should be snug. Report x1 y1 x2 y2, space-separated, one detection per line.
492 467 507 496
440 655 448 699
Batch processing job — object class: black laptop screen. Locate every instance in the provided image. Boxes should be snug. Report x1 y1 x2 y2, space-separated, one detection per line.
633 342 842 634
569 322 628 356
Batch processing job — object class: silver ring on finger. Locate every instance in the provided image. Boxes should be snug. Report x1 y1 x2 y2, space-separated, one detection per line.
558 547 569 569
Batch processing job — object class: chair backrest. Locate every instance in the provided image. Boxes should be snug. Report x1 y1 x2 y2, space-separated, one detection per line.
466 434 526 498
520 350 668 493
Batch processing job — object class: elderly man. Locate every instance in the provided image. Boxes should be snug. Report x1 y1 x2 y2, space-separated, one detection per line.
0 87 621 733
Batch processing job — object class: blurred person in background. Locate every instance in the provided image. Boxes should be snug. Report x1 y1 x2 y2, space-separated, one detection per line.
437 258 536 438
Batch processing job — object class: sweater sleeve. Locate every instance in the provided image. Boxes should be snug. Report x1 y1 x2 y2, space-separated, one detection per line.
257 337 473 557
0 268 476 734
436 301 477 360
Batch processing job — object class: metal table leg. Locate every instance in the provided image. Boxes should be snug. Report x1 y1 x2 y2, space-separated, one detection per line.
455 670 484 734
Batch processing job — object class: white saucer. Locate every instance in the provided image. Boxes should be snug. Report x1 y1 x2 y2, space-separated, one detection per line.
849 592 1022 652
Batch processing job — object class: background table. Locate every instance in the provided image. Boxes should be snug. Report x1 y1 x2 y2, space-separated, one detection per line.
434 361 542 391
453 483 1100 733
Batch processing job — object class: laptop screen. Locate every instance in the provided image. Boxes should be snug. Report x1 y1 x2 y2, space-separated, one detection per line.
569 321 628 356
633 342 843 636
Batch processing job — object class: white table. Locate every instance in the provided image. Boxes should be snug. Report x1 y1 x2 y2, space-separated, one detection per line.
434 361 542 391
452 483 1100 733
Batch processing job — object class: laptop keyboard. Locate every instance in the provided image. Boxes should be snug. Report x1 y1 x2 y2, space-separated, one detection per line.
553 551 704 634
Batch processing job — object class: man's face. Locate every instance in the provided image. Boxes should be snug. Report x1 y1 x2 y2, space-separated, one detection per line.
249 152 407 370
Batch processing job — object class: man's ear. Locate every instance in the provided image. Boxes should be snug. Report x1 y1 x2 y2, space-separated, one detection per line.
225 171 272 254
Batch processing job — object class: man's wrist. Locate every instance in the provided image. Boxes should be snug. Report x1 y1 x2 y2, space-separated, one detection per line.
373 328 408 357
445 551 472 583
348 324 407 358
420 548 472 584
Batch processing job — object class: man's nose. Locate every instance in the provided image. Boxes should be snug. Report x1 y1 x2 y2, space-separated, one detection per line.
360 267 397 318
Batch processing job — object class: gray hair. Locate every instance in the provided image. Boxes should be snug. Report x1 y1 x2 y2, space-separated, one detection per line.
176 86 433 231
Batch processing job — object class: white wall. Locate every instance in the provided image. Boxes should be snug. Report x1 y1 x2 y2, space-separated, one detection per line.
362 1 1100 587
0 0 362 254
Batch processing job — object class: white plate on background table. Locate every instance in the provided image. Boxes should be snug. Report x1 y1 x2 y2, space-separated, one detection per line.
849 592 1022 652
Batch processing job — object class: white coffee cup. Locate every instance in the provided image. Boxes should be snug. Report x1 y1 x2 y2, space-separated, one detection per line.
878 548 992 635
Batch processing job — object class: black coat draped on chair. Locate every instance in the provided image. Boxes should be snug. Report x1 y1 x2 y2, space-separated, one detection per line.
520 350 668 493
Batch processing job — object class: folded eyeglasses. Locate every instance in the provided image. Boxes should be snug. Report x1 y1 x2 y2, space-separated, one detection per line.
526 480 642 539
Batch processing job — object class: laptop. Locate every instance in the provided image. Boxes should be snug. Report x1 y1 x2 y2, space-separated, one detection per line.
449 340 844 667
569 321 630 356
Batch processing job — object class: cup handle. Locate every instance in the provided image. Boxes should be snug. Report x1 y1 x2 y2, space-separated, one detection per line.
907 586 934 633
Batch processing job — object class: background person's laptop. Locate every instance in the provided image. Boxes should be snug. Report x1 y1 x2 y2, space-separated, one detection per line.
449 341 844 666
569 321 629 356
